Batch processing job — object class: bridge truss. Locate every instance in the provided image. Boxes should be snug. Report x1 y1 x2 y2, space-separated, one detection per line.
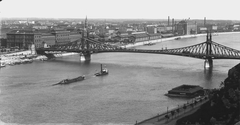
163 40 240 59
37 33 240 61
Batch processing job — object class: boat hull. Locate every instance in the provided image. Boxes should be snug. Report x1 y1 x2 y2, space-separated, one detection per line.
53 76 85 86
165 93 198 98
95 72 108 76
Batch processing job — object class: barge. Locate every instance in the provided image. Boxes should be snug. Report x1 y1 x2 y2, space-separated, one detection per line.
52 75 85 86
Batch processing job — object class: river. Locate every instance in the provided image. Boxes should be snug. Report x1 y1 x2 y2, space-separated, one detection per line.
0 33 240 125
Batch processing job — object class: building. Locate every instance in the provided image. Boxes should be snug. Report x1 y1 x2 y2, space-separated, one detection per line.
176 20 197 35
6 30 41 49
32 26 48 30
176 20 187 35
69 32 81 42
112 33 129 41
0 38 7 48
129 32 149 43
40 33 55 48
157 25 173 34
198 24 218 33
197 26 208 33
157 26 167 33
145 26 157 34
51 29 70 45
187 24 197 34
6 29 83 48
149 33 161 40
107 28 116 34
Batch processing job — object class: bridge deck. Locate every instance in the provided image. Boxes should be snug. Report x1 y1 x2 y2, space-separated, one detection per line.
37 48 240 60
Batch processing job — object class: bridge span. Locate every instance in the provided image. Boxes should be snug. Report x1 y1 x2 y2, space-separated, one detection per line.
36 32 240 68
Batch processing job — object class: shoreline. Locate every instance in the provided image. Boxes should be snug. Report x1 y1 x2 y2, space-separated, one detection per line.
136 95 210 125
121 31 240 48
0 51 80 67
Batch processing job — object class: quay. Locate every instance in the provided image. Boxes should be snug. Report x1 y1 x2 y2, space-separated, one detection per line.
135 95 209 125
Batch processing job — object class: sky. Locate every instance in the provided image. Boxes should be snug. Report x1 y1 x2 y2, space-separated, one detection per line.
0 0 239 20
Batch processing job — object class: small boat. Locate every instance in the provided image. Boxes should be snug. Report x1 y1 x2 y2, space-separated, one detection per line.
175 37 181 40
52 75 85 86
9 62 15 66
144 42 156 46
95 64 108 76
40 58 48 61
165 84 205 98
0 62 6 68
15 60 22 65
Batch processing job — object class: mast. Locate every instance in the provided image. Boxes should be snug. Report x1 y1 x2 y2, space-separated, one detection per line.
100 64 103 73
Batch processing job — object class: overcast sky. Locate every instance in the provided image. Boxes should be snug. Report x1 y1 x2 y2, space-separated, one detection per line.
0 0 239 20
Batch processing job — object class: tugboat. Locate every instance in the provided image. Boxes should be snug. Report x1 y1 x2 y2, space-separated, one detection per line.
52 75 85 86
165 84 205 98
95 64 108 76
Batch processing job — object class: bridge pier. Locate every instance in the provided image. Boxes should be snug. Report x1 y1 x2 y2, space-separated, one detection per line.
204 59 213 68
80 52 91 61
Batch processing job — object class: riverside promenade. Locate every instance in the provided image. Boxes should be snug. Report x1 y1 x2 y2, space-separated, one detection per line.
135 95 209 125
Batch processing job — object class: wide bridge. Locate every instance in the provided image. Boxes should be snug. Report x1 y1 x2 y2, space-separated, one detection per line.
36 32 240 68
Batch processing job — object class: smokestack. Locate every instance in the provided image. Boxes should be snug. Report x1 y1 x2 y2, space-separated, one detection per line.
172 18 174 33
168 16 170 26
172 18 174 26
204 17 206 26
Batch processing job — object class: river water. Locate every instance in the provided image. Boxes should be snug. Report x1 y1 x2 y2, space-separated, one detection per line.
0 33 240 125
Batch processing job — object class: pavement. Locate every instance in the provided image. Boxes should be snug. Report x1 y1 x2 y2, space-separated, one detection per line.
136 96 209 125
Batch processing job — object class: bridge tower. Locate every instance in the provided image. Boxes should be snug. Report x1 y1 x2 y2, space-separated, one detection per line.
204 31 213 68
80 16 91 61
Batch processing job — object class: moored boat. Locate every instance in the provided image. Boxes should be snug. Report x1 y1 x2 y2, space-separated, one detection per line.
0 62 6 68
95 64 108 76
9 62 15 66
143 42 156 46
52 75 85 86
165 84 205 98
175 37 181 40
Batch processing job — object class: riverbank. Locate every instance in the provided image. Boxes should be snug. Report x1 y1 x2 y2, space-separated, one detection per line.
175 63 240 125
121 31 240 48
135 95 210 125
0 51 79 67
0 50 47 67
136 62 240 125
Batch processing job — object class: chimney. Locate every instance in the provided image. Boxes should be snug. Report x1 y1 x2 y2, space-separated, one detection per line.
204 17 206 26
172 18 174 26
172 18 174 33
168 16 170 26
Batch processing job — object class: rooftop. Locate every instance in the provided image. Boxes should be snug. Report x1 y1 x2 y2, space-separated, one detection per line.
7 30 41 35
169 84 203 94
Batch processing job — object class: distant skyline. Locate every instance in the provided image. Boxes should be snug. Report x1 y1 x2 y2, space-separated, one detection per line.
0 0 240 20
